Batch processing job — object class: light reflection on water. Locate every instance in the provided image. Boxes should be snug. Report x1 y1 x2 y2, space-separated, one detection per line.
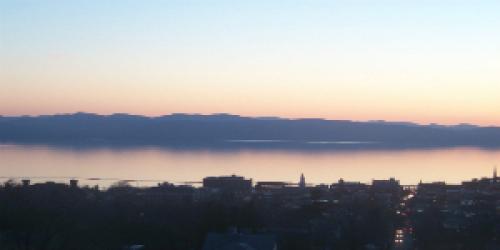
0 144 498 187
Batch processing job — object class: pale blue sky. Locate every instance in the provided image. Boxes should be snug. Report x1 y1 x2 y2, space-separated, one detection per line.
1 0 500 125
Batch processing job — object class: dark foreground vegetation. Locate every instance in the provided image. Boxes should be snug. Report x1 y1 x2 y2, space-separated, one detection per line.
0 174 498 250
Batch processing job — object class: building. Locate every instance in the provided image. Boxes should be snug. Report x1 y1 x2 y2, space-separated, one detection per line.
372 178 401 192
330 178 368 192
203 175 252 192
21 179 30 187
494 166 497 182
69 179 78 188
299 173 306 188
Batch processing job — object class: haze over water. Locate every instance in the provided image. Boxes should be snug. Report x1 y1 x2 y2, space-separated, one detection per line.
1 144 498 187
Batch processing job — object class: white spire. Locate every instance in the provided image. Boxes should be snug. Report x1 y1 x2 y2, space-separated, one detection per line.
494 165 497 181
299 173 306 188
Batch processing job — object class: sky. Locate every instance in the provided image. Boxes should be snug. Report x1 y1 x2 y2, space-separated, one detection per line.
1 0 500 125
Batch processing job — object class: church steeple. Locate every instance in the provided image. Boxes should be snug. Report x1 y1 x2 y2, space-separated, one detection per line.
299 173 306 188
494 166 497 182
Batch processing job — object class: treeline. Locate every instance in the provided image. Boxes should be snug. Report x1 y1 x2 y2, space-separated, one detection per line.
0 182 398 250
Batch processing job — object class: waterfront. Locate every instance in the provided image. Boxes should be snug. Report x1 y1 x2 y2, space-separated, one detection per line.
1 144 499 187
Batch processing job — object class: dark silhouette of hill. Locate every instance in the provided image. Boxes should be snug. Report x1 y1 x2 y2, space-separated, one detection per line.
1 112 499 148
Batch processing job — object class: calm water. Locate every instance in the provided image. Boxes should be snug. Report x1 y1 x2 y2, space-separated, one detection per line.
0 144 499 187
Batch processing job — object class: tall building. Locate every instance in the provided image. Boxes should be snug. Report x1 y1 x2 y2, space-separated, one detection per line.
494 166 497 182
299 173 306 188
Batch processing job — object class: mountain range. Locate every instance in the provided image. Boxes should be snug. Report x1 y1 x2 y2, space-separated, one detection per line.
1 112 499 149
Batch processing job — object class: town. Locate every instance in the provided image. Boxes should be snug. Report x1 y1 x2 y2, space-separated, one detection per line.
0 171 499 250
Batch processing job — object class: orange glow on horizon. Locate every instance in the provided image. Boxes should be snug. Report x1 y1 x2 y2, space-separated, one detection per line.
2 1 499 127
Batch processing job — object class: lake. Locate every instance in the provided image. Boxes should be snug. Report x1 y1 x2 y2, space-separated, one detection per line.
0 144 498 187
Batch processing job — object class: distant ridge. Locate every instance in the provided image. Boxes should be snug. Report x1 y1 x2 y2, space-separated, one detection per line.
0 113 499 148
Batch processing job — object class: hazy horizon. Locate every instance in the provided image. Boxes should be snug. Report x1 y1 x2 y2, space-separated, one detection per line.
2 1 500 126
